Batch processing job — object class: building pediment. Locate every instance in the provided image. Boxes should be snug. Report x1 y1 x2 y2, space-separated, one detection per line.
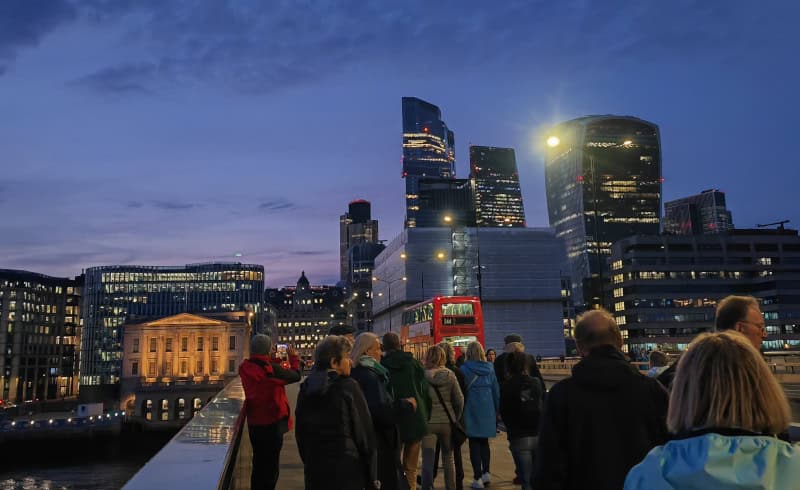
142 313 228 327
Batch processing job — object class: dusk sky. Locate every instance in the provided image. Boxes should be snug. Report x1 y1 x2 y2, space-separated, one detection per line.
1 1 798 287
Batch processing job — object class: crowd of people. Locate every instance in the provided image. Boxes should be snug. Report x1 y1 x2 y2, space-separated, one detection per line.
238 294 799 490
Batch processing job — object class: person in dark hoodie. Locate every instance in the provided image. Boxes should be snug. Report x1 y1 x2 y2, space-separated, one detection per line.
239 334 301 490
382 332 431 490
532 309 669 490
494 334 544 389
295 335 378 490
499 351 544 490
350 333 417 490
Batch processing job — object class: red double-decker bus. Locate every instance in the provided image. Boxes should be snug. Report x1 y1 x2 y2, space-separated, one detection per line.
400 296 485 360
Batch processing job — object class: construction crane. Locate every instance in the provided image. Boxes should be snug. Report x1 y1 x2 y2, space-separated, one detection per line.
757 220 790 231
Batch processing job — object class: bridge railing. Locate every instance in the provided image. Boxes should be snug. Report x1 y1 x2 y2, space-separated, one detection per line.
123 377 251 490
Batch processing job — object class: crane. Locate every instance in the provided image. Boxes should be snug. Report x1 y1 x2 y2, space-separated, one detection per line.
757 220 790 231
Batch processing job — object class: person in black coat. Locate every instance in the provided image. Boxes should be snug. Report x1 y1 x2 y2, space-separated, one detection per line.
499 351 544 490
350 333 416 490
295 336 379 490
494 335 544 388
532 310 669 490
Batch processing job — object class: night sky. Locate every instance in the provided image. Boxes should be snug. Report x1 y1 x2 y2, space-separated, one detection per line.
1 1 798 287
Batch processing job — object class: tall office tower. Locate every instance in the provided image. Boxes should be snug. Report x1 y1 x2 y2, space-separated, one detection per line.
0 269 82 404
470 146 526 227
80 263 264 402
415 177 476 228
664 189 734 235
402 97 456 228
544 115 662 307
339 200 379 282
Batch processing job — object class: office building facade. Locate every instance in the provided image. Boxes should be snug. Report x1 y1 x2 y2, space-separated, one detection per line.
402 97 456 228
371 228 567 356
610 229 800 355
470 146 526 227
544 115 662 307
0 270 82 404
345 242 386 333
266 272 348 359
80 263 264 401
664 189 734 235
339 200 379 282
415 177 476 228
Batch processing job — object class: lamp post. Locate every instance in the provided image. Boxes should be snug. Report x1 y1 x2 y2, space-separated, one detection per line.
401 251 447 300
372 275 407 331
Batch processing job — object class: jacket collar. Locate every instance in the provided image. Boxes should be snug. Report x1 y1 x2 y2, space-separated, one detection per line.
673 427 770 440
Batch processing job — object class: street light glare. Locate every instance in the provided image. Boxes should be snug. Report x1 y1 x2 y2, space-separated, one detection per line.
402 276 407 281
436 252 445 260
546 136 560 147
400 252 407 259
443 215 453 223
623 140 633 146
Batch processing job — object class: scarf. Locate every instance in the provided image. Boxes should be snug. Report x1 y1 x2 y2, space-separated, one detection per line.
358 355 390 385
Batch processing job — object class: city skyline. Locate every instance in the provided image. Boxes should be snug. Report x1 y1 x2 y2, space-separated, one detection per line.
2 1 799 286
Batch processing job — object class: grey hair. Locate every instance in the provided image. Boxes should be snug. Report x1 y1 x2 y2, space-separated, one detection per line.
250 334 272 356
350 332 379 362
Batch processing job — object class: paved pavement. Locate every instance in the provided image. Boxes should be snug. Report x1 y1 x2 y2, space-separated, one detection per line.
274 383 520 489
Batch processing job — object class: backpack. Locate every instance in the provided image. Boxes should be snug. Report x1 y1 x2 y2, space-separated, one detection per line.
517 378 543 420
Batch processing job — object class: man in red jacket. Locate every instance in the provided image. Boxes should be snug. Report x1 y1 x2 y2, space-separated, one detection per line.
239 334 301 490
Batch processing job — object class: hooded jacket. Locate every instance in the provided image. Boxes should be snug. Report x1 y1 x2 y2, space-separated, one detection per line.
238 353 301 428
624 429 800 489
459 360 500 438
425 367 464 426
295 369 377 490
532 345 669 490
381 350 431 443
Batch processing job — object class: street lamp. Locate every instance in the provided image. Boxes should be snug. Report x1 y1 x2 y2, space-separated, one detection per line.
401 251 446 300
372 275 407 331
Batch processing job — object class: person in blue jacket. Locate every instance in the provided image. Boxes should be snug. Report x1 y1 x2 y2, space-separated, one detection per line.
459 341 500 489
625 330 798 489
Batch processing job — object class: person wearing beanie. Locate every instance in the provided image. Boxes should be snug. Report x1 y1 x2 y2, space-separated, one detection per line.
329 324 356 344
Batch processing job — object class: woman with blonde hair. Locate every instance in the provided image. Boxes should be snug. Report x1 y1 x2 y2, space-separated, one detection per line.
349 333 417 490
625 331 798 489
459 341 500 488
421 345 464 490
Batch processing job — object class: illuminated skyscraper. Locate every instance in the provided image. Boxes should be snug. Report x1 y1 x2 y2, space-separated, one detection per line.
664 189 733 235
544 115 662 307
339 200 379 282
470 146 526 227
402 97 456 228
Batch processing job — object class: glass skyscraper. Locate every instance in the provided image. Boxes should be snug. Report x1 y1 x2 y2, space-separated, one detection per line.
470 145 526 227
544 115 662 307
80 263 264 398
664 189 734 235
402 97 456 228
339 200 379 282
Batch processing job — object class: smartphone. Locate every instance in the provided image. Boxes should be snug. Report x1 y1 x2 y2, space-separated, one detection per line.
277 344 288 359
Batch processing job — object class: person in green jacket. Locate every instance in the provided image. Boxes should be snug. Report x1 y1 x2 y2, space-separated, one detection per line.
381 332 432 490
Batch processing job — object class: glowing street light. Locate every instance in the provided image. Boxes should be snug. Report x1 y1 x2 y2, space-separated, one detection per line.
622 140 633 147
436 251 446 260
546 136 561 148
443 215 453 224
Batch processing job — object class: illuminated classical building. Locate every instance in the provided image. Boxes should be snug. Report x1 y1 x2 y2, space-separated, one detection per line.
266 272 348 359
402 97 456 228
80 262 264 402
120 312 249 425
470 146 526 227
544 115 662 307
664 189 734 235
610 228 800 354
0 269 82 404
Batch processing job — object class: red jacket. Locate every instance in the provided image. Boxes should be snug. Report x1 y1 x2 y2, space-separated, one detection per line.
239 353 301 428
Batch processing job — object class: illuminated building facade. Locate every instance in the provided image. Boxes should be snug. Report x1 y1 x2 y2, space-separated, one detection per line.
415 177 476 228
339 200 379 282
470 146 526 227
611 229 800 355
80 263 264 401
544 115 662 307
664 189 734 235
0 269 82 404
402 97 456 228
346 242 386 333
120 312 248 425
266 272 348 359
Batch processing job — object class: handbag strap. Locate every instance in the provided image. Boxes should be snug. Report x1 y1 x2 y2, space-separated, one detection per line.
432 384 457 426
